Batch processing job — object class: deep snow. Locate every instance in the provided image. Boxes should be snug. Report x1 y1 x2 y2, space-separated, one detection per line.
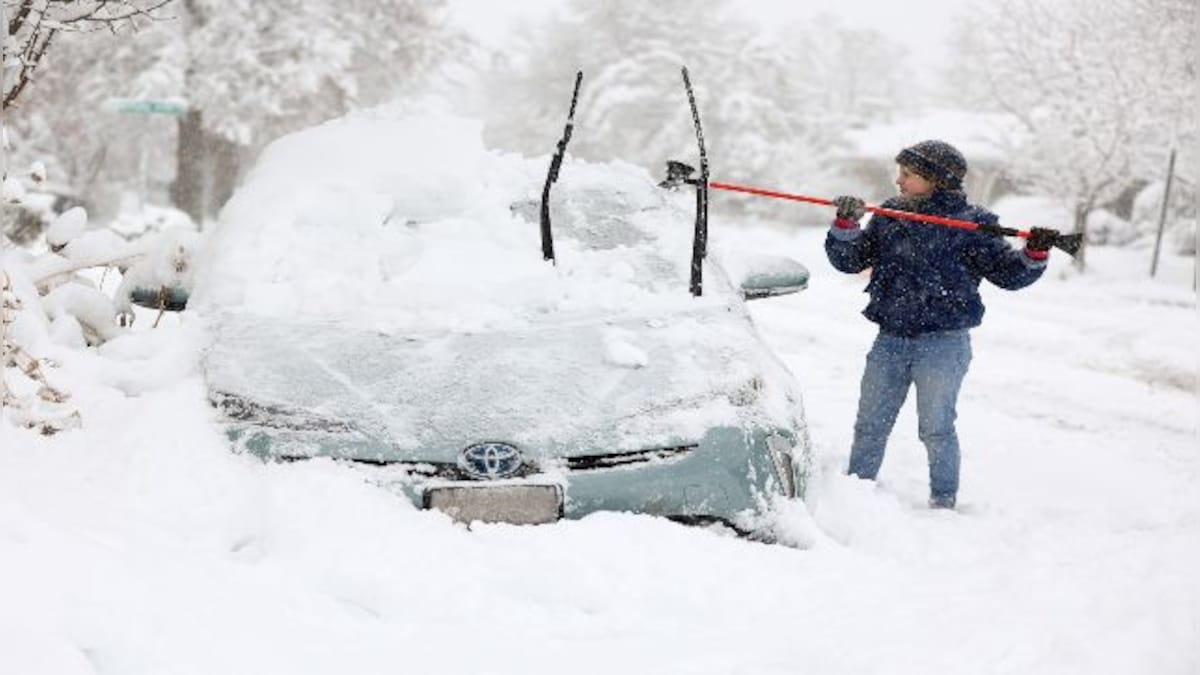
1 113 1197 673
2 223 1195 674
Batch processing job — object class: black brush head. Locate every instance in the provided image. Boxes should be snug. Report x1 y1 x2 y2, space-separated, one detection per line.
1054 232 1084 256
659 160 697 189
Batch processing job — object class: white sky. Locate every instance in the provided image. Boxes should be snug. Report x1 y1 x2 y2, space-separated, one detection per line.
447 0 965 71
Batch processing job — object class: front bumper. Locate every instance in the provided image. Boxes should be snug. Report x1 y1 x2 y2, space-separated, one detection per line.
342 426 807 525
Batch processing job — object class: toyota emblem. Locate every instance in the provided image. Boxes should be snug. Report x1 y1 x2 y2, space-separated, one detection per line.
459 442 523 479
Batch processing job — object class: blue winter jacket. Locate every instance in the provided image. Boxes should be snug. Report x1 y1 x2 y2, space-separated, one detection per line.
825 190 1046 337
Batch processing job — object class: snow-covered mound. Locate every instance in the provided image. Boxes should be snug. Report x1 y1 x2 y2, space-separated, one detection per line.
194 109 713 333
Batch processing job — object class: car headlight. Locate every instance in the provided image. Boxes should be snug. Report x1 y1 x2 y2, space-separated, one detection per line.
210 390 356 434
766 432 796 498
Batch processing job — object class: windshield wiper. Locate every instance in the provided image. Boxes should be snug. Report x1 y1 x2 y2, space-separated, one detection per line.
680 67 709 296
539 71 583 265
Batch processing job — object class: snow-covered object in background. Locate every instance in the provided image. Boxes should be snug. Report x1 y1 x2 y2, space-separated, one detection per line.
842 109 1019 165
1133 181 1196 256
1 176 26 204
29 161 47 184
114 228 201 318
108 195 197 240
1132 181 1169 225
1085 208 1140 247
1170 218 1196 255
45 206 88 251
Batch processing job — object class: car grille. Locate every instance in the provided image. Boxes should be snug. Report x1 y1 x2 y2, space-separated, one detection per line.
274 444 698 478
564 444 697 470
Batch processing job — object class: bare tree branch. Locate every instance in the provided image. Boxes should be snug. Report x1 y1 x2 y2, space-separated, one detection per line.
3 0 175 110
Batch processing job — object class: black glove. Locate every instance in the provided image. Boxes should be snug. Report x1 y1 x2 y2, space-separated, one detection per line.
833 195 866 221
1026 227 1058 252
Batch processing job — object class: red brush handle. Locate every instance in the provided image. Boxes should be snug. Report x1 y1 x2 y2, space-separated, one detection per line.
708 181 1032 239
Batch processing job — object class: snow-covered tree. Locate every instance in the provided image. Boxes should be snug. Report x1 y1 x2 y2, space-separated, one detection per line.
2 0 172 109
166 0 463 222
802 13 911 130
6 25 177 225
478 2 911 219
13 2 466 224
1 1 174 236
952 0 1198 269
481 2 768 166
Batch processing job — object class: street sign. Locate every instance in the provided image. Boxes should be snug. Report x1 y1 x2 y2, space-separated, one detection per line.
108 98 188 116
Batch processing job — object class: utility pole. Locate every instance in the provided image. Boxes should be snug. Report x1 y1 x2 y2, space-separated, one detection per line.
1150 149 1176 279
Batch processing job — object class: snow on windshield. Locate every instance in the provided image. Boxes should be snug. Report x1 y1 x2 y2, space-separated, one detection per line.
192 108 725 333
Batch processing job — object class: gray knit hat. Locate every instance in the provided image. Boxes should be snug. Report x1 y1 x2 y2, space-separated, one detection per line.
895 140 968 190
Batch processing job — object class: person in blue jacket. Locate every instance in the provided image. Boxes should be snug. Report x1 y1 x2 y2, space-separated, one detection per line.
826 140 1056 509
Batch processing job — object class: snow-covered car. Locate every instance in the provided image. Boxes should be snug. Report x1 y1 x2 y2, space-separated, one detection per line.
191 110 811 533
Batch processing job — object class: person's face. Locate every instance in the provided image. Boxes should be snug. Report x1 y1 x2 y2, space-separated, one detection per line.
895 164 936 197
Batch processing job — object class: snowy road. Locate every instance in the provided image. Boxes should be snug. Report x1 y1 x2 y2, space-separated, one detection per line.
2 225 1197 674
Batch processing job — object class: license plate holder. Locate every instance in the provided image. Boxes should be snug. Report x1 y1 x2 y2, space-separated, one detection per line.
423 484 563 525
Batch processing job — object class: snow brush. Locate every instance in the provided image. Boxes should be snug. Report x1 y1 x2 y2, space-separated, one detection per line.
659 161 1084 257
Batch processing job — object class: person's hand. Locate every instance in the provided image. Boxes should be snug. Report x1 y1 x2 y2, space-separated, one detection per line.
1026 227 1058 252
833 195 866 221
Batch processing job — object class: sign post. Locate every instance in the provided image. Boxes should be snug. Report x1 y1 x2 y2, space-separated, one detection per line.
108 98 189 116
1150 148 1176 279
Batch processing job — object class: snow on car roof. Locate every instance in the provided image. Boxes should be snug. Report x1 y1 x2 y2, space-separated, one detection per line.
192 108 729 334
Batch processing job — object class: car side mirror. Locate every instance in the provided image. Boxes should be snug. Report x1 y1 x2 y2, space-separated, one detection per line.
118 228 200 312
128 286 190 311
736 255 809 301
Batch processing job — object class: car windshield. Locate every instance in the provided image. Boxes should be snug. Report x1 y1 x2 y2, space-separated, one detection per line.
192 111 731 334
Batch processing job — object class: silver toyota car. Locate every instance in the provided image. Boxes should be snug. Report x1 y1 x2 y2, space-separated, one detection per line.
194 110 811 535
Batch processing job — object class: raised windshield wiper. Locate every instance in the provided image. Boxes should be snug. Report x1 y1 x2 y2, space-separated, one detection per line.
657 67 710 296
540 70 583 265
681 67 709 297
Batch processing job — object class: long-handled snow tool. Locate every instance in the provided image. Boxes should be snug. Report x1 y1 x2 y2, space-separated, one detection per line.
659 162 1084 258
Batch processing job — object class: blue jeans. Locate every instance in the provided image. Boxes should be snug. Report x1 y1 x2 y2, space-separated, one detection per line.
847 329 972 500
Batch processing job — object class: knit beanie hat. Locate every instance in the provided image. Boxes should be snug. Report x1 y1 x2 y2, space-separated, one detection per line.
895 140 968 190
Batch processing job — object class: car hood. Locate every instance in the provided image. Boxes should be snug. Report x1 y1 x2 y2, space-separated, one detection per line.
201 306 790 461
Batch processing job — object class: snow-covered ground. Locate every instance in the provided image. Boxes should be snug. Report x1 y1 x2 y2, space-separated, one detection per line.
2 108 1197 673
3 220 1195 674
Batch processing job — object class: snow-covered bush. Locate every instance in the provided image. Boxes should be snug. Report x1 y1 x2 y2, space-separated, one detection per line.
3 179 84 248
2 203 201 433
1085 209 1141 247
1133 181 1195 256
1171 219 1197 256
113 227 201 323
108 193 197 240
1 262 81 433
